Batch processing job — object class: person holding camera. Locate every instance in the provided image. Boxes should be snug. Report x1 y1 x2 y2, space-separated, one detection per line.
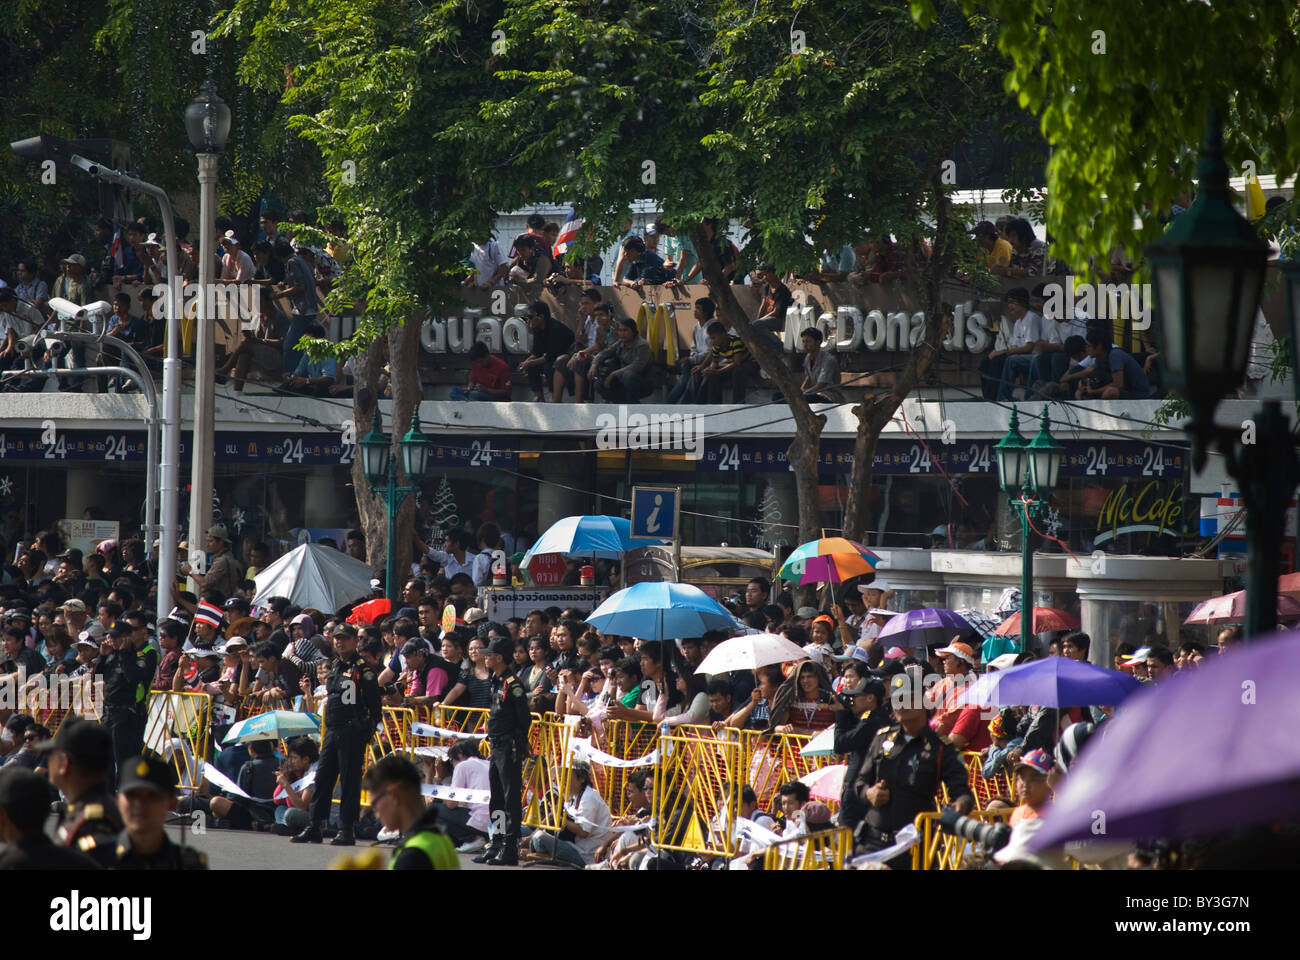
831 676 889 836
853 671 973 868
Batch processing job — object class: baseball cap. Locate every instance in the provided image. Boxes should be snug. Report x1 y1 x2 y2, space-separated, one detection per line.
1122 646 1153 666
107 622 132 638
225 637 248 650
800 643 834 666
1014 748 1054 777
118 755 177 795
832 646 871 664
61 253 87 266
934 640 977 666
78 621 106 642
795 606 819 620
802 801 832 827
857 579 890 595
206 524 229 541
57 548 83 563
31 715 112 772
930 525 948 538
488 637 514 660
464 607 488 625
882 646 907 660
60 599 87 613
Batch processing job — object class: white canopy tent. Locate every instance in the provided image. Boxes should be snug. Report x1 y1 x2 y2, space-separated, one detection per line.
252 543 375 613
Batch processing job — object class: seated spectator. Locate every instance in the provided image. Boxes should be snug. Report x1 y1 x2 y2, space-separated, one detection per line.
698 321 756 404
528 759 612 867
1009 749 1053 826
777 780 811 836
799 328 845 403
517 301 575 402
616 236 668 288
216 293 287 392
450 341 512 401
667 297 716 404
1076 331 1152 400
269 736 319 835
497 213 552 284
434 738 492 852
280 322 338 396
1001 218 1048 278
589 317 653 403
753 264 793 328
552 290 604 401
2 723 50 771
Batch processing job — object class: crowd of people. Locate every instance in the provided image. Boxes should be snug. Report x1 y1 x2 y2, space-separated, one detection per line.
0 509 1249 871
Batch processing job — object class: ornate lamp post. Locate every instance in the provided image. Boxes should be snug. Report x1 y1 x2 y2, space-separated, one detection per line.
361 411 431 603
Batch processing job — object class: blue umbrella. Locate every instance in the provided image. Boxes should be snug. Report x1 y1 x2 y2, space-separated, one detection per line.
953 656 1143 709
222 710 322 745
520 515 665 566
586 581 737 641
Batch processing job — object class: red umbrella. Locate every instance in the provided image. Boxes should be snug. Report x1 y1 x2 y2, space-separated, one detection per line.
347 597 391 626
994 607 1080 636
1184 589 1300 626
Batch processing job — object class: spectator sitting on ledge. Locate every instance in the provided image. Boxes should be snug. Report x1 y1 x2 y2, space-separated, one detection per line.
451 341 512 402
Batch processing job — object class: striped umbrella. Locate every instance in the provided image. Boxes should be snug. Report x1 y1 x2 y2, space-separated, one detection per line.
777 537 881 586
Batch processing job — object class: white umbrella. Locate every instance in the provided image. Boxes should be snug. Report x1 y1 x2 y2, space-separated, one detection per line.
252 543 375 613
694 632 808 675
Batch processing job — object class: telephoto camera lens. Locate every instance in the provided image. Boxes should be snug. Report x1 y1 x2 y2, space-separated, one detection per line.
939 809 1012 852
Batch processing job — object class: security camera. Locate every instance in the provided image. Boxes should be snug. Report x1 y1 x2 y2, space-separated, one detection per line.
70 155 99 177
44 338 66 359
15 336 34 357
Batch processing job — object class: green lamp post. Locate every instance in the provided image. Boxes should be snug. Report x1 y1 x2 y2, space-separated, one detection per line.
361 410 431 605
995 406 1063 652
1147 109 1294 639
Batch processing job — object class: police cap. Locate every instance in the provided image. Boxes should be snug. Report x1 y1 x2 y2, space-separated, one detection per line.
488 637 514 661
117 755 177 796
32 715 112 774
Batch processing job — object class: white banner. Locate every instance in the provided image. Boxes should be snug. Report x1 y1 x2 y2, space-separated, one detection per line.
420 783 492 805
569 736 657 769
414 745 450 759
412 722 486 740
734 816 783 849
846 824 919 866
198 761 250 799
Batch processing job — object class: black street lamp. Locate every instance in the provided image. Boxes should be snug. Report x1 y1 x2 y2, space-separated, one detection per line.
1147 110 1295 639
361 410 431 604
994 406 1062 651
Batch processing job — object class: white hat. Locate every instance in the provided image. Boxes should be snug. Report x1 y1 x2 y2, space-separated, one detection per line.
857 579 890 595
144 233 161 247
867 608 895 618
464 607 488 624
989 652 1019 671
74 634 100 649
1122 646 1152 666
221 229 240 245
795 606 819 620
800 643 833 665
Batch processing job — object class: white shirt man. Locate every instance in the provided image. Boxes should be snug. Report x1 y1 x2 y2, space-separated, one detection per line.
449 752 491 835
468 240 509 288
565 782 613 861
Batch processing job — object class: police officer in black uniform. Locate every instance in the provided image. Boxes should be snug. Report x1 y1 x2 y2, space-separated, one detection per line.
40 715 123 867
853 670 974 869
293 624 380 846
831 676 889 837
96 621 158 788
0 766 102 869
475 636 530 865
111 755 208 869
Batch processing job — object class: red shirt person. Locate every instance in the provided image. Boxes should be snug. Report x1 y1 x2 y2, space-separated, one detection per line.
451 342 512 401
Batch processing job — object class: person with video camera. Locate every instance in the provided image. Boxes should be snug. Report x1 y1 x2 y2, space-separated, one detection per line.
831 675 889 836
853 670 973 868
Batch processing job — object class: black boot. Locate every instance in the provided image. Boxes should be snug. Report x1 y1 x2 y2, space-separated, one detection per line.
472 841 502 864
291 822 323 844
330 825 356 846
487 839 519 866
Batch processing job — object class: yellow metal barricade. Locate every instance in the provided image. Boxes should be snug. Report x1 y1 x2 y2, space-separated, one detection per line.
24 674 103 734
652 729 744 857
912 807 1012 870
431 704 490 734
367 706 415 765
741 729 838 814
144 692 211 794
522 716 571 831
763 826 853 870
601 720 658 816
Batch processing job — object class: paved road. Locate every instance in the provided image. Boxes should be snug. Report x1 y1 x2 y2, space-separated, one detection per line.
160 822 568 871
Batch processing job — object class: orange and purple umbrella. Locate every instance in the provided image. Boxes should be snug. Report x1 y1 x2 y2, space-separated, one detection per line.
777 537 881 586
993 607 1081 636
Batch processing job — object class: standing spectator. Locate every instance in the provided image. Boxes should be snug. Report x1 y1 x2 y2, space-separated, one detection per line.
184 524 242 599
274 239 319 372
466 238 509 288
516 301 575 402
831 676 888 834
250 239 284 286
450 341 512 401
799 328 845 402
495 214 552 284
219 232 255 282
590 317 653 403
13 260 48 313
753 264 793 328
0 289 28 378
654 221 695 281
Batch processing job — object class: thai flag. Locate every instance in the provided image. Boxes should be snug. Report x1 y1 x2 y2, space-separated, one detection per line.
110 227 124 269
194 600 224 629
553 210 583 259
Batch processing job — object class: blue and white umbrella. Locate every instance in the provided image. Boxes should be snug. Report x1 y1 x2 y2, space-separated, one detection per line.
521 515 665 565
222 710 321 745
587 581 737 641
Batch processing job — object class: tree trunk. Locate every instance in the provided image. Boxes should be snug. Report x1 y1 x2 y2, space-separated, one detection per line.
690 224 825 551
350 316 424 588
842 184 958 544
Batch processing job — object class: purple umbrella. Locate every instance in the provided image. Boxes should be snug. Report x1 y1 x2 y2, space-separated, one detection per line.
876 608 977 651
1027 630 1300 852
952 656 1143 708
